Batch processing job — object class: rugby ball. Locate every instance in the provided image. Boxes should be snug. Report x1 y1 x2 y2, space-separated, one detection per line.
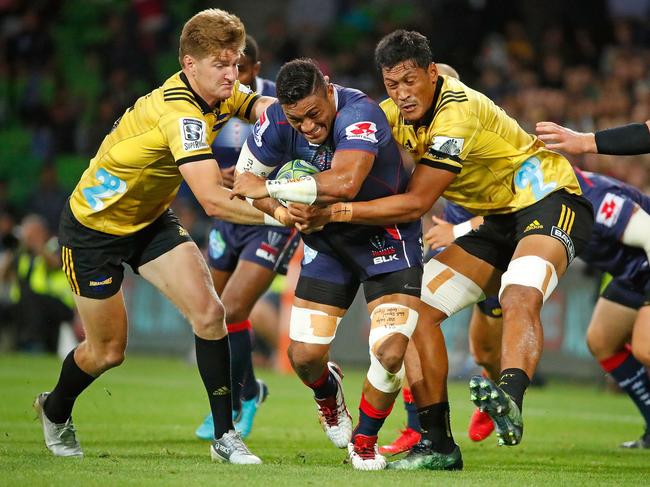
274 159 320 206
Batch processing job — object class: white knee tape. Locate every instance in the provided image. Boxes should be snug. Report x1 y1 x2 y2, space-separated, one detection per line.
366 303 417 393
421 259 485 316
499 255 558 303
367 354 405 393
289 306 342 345
368 304 418 350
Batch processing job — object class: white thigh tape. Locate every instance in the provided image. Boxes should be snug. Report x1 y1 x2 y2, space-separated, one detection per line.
289 306 341 345
421 259 485 316
499 255 558 303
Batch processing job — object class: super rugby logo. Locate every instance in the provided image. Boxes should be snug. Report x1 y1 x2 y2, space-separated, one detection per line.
345 121 378 143
180 118 208 151
428 136 464 159
253 110 270 147
370 235 398 264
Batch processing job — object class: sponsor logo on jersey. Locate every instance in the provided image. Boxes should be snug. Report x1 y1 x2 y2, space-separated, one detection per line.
551 226 575 262
253 110 270 147
345 121 378 143
370 235 399 264
256 238 280 263
237 82 253 95
208 229 226 260
303 244 318 265
89 276 113 287
596 193 624 227
180 118 208 151
524 219 544 232
430 136 464 157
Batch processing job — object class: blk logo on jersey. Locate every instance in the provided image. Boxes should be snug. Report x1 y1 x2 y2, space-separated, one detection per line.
370 235 399 264
180 118 208 151
345 121 378 143
596 193 624 227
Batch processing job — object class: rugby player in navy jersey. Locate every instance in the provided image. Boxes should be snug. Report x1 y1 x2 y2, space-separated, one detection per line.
194 35 298 442
232 58 441 470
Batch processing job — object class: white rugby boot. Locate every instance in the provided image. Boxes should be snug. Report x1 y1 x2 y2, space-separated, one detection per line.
314 362 353 448
34 392 83 457
348 434 386 470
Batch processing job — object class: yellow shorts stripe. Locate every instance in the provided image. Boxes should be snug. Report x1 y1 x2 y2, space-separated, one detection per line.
558 204 567 229
565 208 576 234
64 247 80 295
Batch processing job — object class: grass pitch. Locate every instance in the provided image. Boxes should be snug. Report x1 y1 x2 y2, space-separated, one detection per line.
1 353 647 486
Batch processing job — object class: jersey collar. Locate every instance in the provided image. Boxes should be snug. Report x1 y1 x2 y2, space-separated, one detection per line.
406 76 443 129
179 72 217 115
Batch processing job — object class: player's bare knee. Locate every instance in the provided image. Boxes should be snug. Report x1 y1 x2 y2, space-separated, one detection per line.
472 344 500 369
190 300 226 336
500 285 542 317
373 334 409 374
91 341 126 372
586 325 612 359
288 341 325 375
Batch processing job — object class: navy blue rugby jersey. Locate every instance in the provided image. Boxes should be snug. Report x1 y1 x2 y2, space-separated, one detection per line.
246 84 421 253
212 78 276 169
575 168 650 282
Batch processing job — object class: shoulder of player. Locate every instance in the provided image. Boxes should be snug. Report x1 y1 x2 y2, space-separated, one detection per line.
432 78 472 122
159 73 207 116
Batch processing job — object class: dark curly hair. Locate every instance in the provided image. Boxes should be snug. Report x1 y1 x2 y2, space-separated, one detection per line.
375 30 432 71
276 58 327 105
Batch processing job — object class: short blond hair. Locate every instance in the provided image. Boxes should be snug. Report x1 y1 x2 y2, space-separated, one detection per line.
178 9 246 66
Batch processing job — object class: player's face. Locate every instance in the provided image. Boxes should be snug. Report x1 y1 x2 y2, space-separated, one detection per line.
185 49 241 106
237 55 261 91
382 61 438 122
281 85 336 145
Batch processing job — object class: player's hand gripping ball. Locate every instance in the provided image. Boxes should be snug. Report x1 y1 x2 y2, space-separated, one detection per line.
274 159 320 207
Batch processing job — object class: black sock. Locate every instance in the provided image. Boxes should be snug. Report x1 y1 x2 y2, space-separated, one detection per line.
44 349 96 423
228 329 255 409
405 399 421 432
195 334 234 439
498 368 530 411
417 402 455 454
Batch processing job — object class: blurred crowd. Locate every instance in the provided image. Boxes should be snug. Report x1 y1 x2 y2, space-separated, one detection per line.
0 0 649 352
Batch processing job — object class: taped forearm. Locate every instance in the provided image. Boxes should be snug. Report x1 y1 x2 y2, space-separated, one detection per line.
595 123 650 155
266 177 317 205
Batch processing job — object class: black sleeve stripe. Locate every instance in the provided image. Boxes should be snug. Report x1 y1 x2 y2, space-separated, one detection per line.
176 153 213 166
243 94 261 120
212 119 228 132
436 98 468 113
426 148 462 163
419 158 462 174
164 87 192 95
164 96 202 111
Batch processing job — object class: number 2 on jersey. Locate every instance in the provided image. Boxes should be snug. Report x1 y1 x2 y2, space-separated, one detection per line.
82 168 127 211
514 157 557 201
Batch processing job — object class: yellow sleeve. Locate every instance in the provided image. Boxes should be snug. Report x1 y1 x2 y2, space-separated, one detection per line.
224 80 261 123
421 110 480 174
160 106 214 166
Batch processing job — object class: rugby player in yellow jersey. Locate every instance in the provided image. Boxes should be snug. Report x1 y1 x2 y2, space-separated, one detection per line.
289 30 594 468
33 9 284 464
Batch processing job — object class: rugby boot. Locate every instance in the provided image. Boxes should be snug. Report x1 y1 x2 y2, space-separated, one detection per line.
378 427 421 455
347 434 386 470
211 430 262 464
469 375 523 446
315 362 353 448
620 430 650 449
34 392 83 457
195 409 241 441
468 407 495 442
386 439 463 470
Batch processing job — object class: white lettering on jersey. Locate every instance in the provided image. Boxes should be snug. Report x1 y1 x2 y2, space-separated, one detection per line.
253 110 270 147
596 192 625 227
180 118 208 152
345 121 378 143
430 136 464 157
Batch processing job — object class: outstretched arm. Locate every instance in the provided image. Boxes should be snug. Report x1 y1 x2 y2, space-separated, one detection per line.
289 164 456 227
180 158 289 225
536 120 650 155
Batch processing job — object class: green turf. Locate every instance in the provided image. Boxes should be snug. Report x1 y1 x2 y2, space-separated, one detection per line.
1 353 647 486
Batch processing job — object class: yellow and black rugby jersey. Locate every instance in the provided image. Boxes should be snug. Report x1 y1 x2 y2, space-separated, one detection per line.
381 75 581 215
69 72 260 235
